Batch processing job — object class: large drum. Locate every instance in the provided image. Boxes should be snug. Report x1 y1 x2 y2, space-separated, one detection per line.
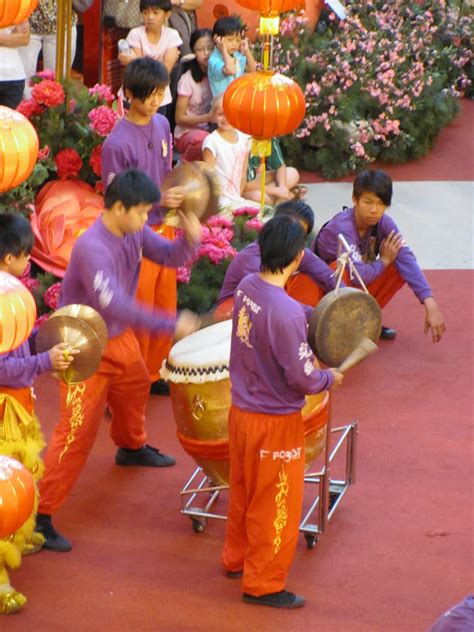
160 320 329 485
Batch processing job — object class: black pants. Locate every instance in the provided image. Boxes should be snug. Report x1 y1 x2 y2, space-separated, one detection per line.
0 80 25 109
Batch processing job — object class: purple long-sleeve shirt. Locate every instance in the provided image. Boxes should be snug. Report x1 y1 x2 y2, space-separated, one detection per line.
316 207 432 303
230 274 334 414
59 218 197 339
218 241 338 305
101 114 172 226
0 339 52 389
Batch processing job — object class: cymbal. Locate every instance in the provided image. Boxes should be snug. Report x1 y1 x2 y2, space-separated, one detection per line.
161 163 211 219
50 304 108 352
192 161 221 221
36 315 102 384
308 287 382 367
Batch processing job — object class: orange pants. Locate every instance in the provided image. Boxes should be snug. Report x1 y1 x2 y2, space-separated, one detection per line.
38 328 150 515
333 262 405 309
135 225 177 382
222 405 305 596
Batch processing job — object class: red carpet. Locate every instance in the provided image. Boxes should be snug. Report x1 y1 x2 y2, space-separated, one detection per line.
6 270 473 631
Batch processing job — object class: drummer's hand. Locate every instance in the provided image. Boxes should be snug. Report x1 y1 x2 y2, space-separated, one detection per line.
161 186 185 210
380 230 405 266
328 369 344 390
49 343 80 371
178 210 201 245
423 297 446 343
174 310 201 340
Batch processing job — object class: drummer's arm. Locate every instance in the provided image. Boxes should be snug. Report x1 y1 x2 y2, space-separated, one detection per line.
142 222 200 267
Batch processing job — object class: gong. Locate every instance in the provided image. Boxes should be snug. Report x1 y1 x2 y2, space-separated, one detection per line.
308 287 382 367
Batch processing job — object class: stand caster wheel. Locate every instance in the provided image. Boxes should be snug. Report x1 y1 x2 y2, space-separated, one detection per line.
304 534 318 549
191 518 207 533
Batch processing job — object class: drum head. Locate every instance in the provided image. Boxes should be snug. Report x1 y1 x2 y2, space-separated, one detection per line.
308 288 381 367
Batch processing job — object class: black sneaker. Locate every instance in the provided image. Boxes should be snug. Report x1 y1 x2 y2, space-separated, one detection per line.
242 590 305 609
380 326 396 340
150 379 170 396
35 514 72 552
225 569 243 579
115 444 176 467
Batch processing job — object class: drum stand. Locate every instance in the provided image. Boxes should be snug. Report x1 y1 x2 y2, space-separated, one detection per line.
179 416 358 549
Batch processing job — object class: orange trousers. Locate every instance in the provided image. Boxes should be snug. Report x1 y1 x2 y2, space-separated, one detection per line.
222 405 305 596
38 328 150 515
135 225 177 382
332 262 405 309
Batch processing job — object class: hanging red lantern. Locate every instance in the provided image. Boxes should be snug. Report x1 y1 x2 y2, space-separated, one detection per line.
223 70 306 140
235 0 302 14
0 456 35 538
0 0 38 28
0 106 39 193
0 272 37 354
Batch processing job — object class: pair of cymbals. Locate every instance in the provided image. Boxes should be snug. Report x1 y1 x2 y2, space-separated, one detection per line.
36 305 108 384
161 161 220 222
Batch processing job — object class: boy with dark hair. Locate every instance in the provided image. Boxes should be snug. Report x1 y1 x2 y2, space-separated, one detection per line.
102 56 185 397
223 214 343 609
208 15 256 96
314 169 445 342
0 214 75 613
36 170 201 552
214 200 338 320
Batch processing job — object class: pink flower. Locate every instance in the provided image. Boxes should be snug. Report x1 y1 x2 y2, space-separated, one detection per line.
34 313 50 328
88 83 114 102
16 98 43 118
36 69 55 81
176 266 191 284
88 106 119 136
32 80 65 108
232 206 259 218
245 218 264 233
38 145 50 161
43 282 62 310
206 215 234 230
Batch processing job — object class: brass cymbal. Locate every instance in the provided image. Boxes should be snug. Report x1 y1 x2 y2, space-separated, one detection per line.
36 315 103 384
192 161 221 221
308 287 382 367
161 163 211 219
50 304 108 352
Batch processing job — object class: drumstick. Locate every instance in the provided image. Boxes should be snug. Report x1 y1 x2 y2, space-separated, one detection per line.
337 337 378 373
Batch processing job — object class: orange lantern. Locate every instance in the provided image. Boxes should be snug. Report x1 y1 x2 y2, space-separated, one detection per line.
0 0 38 28
0 106 39 193
0 456 35 538
223 70 306 140
236 0 302 13
0 272 37 354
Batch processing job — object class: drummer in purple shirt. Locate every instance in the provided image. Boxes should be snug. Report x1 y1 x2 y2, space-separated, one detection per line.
215 200 339 321
35 170 201 553
314 169 445 342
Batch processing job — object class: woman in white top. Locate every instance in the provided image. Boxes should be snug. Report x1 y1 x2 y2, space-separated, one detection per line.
118 0 182 111
0 23 30 109
174 28 213 162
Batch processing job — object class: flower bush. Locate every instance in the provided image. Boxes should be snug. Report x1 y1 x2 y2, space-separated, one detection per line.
0 74 118 214
270 0 472 178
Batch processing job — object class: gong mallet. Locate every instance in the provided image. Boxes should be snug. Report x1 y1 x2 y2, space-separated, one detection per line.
336 337 378 373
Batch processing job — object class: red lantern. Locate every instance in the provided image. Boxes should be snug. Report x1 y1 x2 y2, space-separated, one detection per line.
223 70 306 139
0 272 37 354
0 106 39 193
0 456 35 538
0 0 38 28
236 0 302 14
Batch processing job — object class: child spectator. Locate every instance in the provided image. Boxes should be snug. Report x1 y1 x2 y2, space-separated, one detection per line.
243 138 307 206
202 94 259 214
118 0 182 113
0 214 77 610
314 169 446 342
208 15 256 97
35 170 201 552
0 22 30 109
174 28 214 162
222 214 343 609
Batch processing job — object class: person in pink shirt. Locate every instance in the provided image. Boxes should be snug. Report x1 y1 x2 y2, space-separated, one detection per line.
118 0 183 112
174 28 214 162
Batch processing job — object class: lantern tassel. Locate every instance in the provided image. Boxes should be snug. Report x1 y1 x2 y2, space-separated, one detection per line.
260 156 266 213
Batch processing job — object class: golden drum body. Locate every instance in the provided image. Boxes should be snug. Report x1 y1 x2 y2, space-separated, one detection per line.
161 320 329 485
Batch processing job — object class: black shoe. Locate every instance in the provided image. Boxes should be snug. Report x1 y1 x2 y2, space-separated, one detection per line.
150 379 170 396
225 569 243 579
115 444 176 467
35 514 72 552
242 590 305 609
380 326 397 340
